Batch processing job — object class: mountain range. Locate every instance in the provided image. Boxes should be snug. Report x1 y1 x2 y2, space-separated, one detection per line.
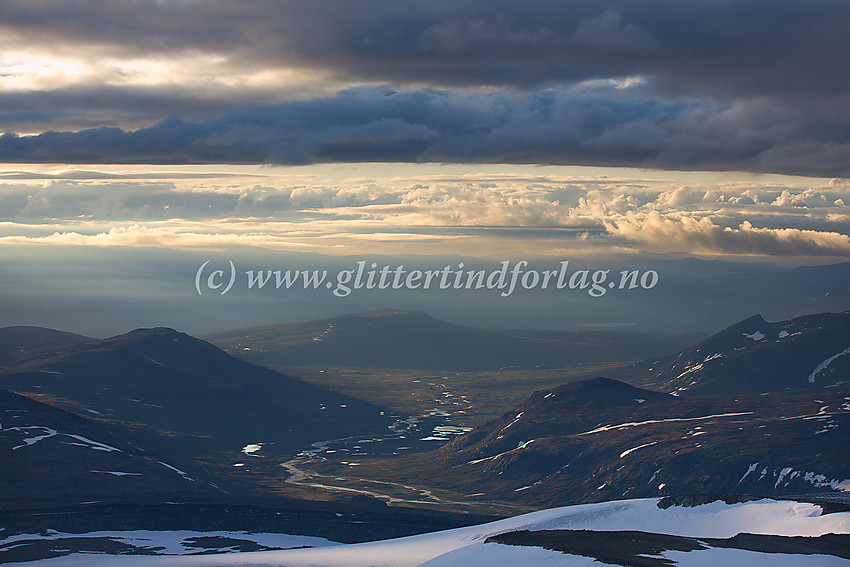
0 325 92 366
207 310 850 511
205 309 705 371
2 308 849 563
0 326 401 509
630 311 850 395
362 377 850 507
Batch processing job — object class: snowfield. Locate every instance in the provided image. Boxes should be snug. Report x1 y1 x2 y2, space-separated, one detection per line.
14 497 850 566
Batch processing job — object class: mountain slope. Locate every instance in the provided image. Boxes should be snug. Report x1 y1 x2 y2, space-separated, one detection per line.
205 309 705 371
633 311 850 395
0 327 400 508
352 378 850 506
0 387 225 509
0 325 94 366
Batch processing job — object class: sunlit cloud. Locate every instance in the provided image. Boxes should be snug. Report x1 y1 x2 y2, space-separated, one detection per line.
0 164 846 259
605 211 850 256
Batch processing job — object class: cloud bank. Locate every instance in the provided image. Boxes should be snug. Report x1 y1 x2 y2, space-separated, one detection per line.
2 0 848 97
0 1 848 176
1 87 848 176
1 166 847 258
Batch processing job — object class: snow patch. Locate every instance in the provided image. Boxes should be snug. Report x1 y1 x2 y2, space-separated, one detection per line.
803 472 850 492
775 467 794 488
619 442 658 459
578 412 753 435
3 426 121 453
157 461 194 482
468 440 536 465
808 347 850 383
64 434 121 452
90 470 142 477
6 426 58 450
739 463 759 483
242 443 263 455
743 331 765 341
502 412 524 431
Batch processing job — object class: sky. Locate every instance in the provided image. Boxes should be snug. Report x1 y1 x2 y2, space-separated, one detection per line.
1 1 849 336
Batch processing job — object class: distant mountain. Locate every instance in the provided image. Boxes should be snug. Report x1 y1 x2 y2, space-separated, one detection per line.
640 259 850 332
205 310 705 371
0 325 93 366
380 377 850 506
0 327 399 508
632 311 850 395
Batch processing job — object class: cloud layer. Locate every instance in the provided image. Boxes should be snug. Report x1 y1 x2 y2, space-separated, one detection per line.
1 165 848 258
3 1 848 97
2 87 849 176
0 1 848 176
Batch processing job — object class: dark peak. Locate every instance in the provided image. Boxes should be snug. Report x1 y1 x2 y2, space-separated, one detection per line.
708 313 770 340
102 327 188 344
730 313 768 329
0 325 78 334
0 326 93 345
349 309 432 321
95 327 215 355
709 311 850 344
540 377 668 405
337 493 390 511
564 376 628 389
299 310 439 329
788 311 850 326
556 377 642 391
330 310 454 331
119 327 185 339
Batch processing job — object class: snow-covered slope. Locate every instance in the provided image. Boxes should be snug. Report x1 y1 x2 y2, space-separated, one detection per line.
18 497 850 566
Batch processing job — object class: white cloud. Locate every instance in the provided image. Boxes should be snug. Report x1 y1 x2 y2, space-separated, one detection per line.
606 211 850 256
0 164 847 258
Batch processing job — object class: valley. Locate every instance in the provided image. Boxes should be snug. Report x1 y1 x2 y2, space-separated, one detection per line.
2 309 850 564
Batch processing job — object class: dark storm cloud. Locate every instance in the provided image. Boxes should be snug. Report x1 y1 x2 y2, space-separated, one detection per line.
1 87 848 177
0 86 237 132
2 0 849 99
1 1 848 175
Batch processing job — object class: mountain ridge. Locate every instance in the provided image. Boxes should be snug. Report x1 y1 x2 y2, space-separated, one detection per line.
632 310 850 395
0 325 95 367
0 325 403 510
205 309 706 371
338 376 850 507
